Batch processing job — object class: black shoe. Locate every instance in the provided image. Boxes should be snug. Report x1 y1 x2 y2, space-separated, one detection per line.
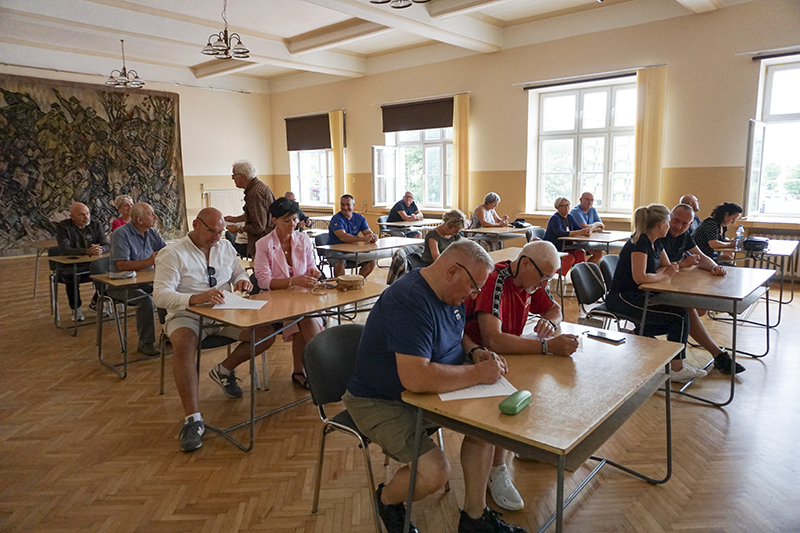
714 352 746 375
458 507 527 533
209 363 243 398
179 418 204 452
137 343 161 357
375 483 419 533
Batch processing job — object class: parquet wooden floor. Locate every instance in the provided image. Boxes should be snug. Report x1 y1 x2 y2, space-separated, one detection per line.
1 255 800 532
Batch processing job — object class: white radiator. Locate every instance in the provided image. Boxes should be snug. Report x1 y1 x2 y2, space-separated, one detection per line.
203 189 244 217
303 207 334 229
745 232 800 280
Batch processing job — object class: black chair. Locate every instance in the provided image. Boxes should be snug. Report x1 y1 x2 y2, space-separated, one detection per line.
526 227 546 242
599 254 618 293
314 232 358 277
570 262 639 331
376 215 390 238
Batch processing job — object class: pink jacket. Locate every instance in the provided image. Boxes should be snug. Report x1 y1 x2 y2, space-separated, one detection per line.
254 230 316 290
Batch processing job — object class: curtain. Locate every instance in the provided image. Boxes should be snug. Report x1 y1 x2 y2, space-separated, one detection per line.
633 65 668 215
328 109 346 200
453 93 470 212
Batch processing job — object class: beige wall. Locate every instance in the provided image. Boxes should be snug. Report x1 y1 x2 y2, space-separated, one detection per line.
268 0 800 221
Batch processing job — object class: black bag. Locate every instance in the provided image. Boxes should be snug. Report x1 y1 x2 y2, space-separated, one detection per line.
743 236 769 252
511 219 532 229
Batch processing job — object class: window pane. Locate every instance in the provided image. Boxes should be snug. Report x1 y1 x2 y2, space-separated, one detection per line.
541 139 574 205
770 68 800 115
758 122 800 215
425 128 442 141
374 147 396 205
614 88 637 127
402 145 423 201
582 92 607 129
425 146 442 205
399 130 421 143
543 95 576 132
444 127 453 139
610 135 635 209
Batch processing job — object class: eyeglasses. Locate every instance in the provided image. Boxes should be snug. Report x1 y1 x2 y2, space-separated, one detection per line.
558 203 570 208
524 256 554 284
197 217 225 236
455 262 481 296
207 265 217 287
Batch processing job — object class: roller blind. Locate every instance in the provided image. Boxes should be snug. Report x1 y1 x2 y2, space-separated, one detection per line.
381 98 454 133
285 114 337 151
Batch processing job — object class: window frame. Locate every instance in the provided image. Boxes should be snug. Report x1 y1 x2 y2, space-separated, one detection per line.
289 149 334 206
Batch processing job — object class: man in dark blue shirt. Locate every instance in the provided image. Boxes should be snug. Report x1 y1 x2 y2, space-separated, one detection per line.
343 239 526 533
386 191 423 238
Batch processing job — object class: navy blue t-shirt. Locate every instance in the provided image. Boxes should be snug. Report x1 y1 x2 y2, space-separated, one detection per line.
387 200 419 223
609 234 663 296
659 230 695 263
544 213 582 252
328 212 370 245
347 269 466 401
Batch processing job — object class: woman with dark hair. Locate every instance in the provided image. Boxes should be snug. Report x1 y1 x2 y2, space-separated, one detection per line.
253 197 322 389
607 204 703 383
692 202 743 262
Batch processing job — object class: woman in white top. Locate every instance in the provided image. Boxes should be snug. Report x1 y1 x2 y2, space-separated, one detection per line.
471 192 509 228
254 197 322 389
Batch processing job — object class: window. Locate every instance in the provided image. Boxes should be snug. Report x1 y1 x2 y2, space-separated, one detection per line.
372 128 453 208
528 79 636 213
289 149 334 205
745 58 800 217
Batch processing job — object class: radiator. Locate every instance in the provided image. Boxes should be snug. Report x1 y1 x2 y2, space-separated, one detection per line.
745 231 800 280
202 188 244 217
302 207 334 229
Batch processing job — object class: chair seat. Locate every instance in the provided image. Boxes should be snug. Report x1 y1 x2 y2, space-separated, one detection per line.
589 302 640 326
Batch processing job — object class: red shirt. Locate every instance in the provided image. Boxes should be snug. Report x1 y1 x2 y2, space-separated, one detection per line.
464 261 554 346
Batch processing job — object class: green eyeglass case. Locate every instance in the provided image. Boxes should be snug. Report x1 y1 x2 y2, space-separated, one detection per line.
499 390 531 415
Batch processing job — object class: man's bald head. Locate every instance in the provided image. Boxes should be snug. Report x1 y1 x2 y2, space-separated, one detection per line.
424 239 494 306
680 195 699 213
190 207 226 248
197 207 224 225
69 202 91 228
130 202 158 230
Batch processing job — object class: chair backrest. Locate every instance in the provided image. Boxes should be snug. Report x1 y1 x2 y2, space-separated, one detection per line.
314 232 331 261
570 262 606 306
47 246 61 271
599 254 618 292
526 227 546 242
89 256 111 276
377 215 389 237
225 230 237 246
303 323 364 406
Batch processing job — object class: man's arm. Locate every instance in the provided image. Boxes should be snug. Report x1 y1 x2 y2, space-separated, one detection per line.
477 312 544 354
116 255 157 272
395 352 504 393
225 214 245 223
333 229 368 243
689 245 726 275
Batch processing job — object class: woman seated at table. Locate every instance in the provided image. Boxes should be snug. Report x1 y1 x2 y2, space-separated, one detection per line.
111 195 134 231
543 196 591 274
419 209 465 265
471 192 509 228
254 197 323 390
606 204 702 383
692 202 742 263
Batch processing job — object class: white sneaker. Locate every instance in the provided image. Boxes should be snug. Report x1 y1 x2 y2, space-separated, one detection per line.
72 308 85 322
671 364 707 383
488 464 524 511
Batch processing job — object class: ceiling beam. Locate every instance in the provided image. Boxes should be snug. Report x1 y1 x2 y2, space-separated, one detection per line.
426 0 512 19
301 0 503 53
190 59 261 79
672 0 720 14
287 19 391 55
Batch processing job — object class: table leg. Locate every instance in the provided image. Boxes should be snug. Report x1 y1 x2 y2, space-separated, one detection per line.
33 248 44 298
555 455 565 533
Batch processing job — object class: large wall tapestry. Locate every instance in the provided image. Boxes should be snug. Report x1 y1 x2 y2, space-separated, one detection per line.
0 74 186 257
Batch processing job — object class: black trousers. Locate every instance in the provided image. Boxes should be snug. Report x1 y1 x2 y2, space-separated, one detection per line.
607 291 689 360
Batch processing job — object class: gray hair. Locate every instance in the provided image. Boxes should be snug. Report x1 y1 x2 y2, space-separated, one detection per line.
440 238 494 269
484 192 500 205
441 209 466 230
114 195 133 209
554 196 571 210
671 203 694 214
519 240 559 274
232 160 257 179
129 202 150 221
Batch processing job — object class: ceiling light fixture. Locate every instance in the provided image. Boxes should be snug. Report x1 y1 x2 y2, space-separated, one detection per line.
105 40 144 88
202 0 249 60
369 0 431 9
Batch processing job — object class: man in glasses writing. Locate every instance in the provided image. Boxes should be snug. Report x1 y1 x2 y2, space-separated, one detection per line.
463 240 579 512
154 208 276 453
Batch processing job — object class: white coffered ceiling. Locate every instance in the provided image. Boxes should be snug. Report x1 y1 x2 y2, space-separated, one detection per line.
0 0 753 94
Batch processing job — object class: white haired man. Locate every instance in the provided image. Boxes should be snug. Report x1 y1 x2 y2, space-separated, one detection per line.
224 160 275 257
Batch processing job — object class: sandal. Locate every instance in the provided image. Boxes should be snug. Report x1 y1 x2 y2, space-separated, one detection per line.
291 371 311 390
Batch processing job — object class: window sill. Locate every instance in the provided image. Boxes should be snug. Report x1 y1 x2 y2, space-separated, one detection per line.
741 218 800 232
516 211 632 223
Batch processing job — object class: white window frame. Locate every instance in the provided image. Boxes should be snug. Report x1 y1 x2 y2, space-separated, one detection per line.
528 78 636 213
372 128 453 209
289 149 334 206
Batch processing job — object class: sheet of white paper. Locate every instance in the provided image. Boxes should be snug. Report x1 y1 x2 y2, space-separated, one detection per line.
213 290 267 310
438 376 517 402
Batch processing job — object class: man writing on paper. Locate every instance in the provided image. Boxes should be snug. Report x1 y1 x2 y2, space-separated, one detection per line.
343 239 527 533
154 208 276 453
108 202 166 357
463 240 579 512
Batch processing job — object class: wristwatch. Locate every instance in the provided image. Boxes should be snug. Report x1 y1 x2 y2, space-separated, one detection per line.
468 345 485 362
541 339 548 354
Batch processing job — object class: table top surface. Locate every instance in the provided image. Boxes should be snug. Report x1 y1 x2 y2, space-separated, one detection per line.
463 226 532 235
316 237 423 253
186 280 386 329
402 322 681 455
90 268 156 287
48 253 109 264
382 218 442 228
308 215 332 222
559 230 630 243
29 239 57 249
488 247 568 263
639 265 774 300
734 239 799 257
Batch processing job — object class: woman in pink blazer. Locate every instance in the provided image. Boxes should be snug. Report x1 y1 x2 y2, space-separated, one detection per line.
254 197 322 389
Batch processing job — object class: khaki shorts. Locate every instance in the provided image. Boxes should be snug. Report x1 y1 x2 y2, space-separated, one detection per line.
343 390 438 464
164 310 242 341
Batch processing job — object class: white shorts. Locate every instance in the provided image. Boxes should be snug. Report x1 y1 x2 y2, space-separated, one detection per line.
164 310 242 341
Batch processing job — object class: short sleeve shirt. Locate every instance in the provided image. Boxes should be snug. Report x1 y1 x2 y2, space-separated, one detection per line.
692 218 722 258
544 213 582 252
464 261 554 345
109 222 167 272
328 212 370 245
387 200 418 223
347 269 466 401
569 206 602 226
659 230 696 263
609 234 663 296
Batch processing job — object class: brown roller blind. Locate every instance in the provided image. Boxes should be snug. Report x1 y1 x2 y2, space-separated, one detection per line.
285 114 332 151
381 98 454 133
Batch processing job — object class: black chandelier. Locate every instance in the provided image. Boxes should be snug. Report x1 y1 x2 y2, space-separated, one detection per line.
369 0 431 8
202 0 250 60
105 40 144 89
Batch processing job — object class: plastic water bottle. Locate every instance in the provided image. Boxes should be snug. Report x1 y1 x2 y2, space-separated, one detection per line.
735 224 745 249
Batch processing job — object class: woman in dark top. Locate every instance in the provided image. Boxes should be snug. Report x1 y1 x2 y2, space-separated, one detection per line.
606 204 702 383
543 196 591 274
420 209 464 265
691 202 742 263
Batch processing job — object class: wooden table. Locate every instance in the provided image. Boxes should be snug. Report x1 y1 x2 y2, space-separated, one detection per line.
463 226 532 251
733 239 799 327
401 322 683 533
186 281 387 452
91 269 156 379
639 265 774 407
558 230 629 252
316 236 424 268
29 239 56 298
49 253 110 336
